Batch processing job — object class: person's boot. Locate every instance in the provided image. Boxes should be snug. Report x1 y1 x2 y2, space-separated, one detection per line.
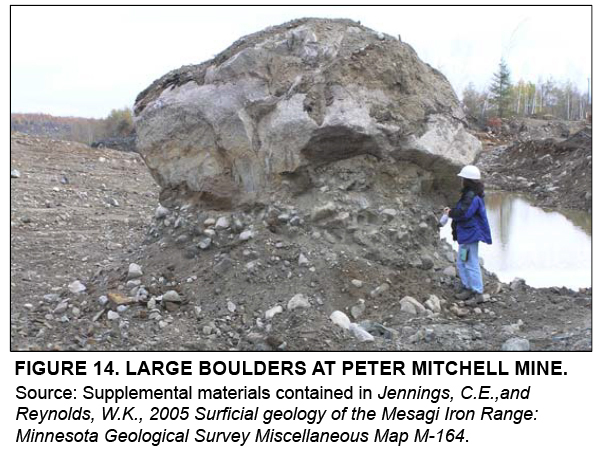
455 289 475 301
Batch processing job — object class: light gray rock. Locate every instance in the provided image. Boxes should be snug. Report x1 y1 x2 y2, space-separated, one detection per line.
424 294 441 313
350 299 366 319
98 295 109 307
298 254 309 266
11 169 21 178
330 310 352 330
162 290 182 303
399 296 427 316
349 323 375 342
198 238 212 250
53 301 68 315
238 230 253 241
351 279 363 288
127 263 143 279
501 337 531 351
265 305 283 319
227 301 237 313
107 310 120 321
442 266 457 277
68 280 86 295
155 205 170 219
43 293 61 304
369 283 389 298
287 293 310 310
215 216 230 229
134 19 479 208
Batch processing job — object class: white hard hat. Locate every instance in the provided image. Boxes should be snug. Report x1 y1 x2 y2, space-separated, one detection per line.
457 165 481 180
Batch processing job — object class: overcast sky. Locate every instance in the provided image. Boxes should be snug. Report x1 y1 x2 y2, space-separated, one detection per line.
10 5 591 118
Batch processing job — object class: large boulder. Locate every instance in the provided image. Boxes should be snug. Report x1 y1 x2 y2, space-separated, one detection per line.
134 18 480 208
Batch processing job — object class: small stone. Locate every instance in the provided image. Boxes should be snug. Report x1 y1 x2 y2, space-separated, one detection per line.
399 296 426 316
117 305 129 313
287 294 310 310
126 279 141 288
107 197 120 207
165 302 180 312
127 263 143 279
204 217 216 226
198 238 212 250
162 290 181 303
298 254 309 266
53 301 68 315
43 293 61 304
442 266 456 277
473 307 482 314
107 311 120 321
450 305 469 317
424 295 441 313
330 310 352 330
227 301 237 313
239 230 253 241
420 255 434 270
501 337 531 351
351 279 363 288
11 169 21 178
349 323 374 342
202 325 214 335
68 280 86 295
369 283 389 298
215 216 230 229
265 305 283 319
155 205 170 219
108 291 135 305
350 299 366 320
444 251 455 263
477 293 491 303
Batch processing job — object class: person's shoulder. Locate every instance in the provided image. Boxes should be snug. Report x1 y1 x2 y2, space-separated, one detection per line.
463 190 476 200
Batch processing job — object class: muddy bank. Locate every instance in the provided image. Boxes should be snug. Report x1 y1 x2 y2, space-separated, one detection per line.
477 128 591 212
10 133 591 351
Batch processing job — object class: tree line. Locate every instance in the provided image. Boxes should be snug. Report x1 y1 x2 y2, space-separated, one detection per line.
462 59 591 124
10 108 134 145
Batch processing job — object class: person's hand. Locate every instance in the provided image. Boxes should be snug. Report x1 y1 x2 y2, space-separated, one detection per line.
443 207 451 215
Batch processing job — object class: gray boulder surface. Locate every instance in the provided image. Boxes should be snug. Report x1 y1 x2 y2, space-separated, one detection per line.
134 18 480 208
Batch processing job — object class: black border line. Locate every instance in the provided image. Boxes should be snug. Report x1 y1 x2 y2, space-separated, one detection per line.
9 4 594 352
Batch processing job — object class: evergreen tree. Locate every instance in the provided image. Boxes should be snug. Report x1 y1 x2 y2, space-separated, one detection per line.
489 60 512 118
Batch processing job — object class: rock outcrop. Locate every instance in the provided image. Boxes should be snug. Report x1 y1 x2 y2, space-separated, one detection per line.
134 18 480 208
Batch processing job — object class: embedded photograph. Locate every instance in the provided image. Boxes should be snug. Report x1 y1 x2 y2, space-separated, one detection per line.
10 6 592 351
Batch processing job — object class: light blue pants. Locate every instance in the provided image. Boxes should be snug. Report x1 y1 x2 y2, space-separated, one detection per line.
456 242 483 294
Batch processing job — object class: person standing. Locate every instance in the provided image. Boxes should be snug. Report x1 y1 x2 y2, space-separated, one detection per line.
443 165 492 300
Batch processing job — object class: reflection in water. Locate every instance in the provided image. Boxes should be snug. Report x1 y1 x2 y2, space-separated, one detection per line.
440 192 591 290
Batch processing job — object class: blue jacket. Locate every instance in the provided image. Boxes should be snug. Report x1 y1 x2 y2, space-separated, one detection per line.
449 190 492 245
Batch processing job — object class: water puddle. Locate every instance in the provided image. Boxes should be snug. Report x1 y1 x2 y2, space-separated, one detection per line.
440 192 591 290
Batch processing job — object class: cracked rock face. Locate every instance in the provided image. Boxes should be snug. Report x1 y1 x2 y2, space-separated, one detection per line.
134 18 480 208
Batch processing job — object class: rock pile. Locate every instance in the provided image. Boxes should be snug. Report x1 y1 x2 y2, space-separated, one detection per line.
479 127 591 211
134 18 480 208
